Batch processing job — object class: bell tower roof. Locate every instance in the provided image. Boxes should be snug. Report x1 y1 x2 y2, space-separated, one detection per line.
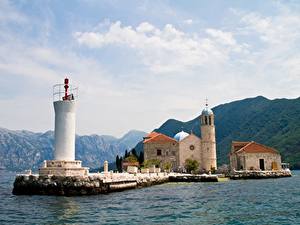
201 99 214 116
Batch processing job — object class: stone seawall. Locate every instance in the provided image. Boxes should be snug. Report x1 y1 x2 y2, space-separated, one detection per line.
169 174 218 182
230 170 292 180
12 173 171 196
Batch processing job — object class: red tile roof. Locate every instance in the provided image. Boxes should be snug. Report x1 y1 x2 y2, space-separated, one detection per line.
146 132 160 138
143 132 177 144
234 141 279 154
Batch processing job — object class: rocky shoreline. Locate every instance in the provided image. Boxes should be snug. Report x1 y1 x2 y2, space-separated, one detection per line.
230 170 292 180
12 173 172 196
12 172 217 196
13 170 292 196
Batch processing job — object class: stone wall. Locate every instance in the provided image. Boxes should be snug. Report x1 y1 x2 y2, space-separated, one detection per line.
233 152 281 171
230 170 292 179
144 142 178 170
12 172 171 196
43 160 83 168
178 134 201 169
39 167 89 176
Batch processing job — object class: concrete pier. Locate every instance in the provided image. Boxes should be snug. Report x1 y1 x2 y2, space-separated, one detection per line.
12 172 217 196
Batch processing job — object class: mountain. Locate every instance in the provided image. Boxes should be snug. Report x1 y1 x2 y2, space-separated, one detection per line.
0 128 146 171
134 96 300 169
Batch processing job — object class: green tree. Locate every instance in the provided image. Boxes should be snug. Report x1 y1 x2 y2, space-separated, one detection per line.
138 151 144 165
119 156 123 172
124 150 128 158
116 155 120 171
131 148 138 158
163 161 172 172
185 159 199 174
124 154 138 163
144 159 161 168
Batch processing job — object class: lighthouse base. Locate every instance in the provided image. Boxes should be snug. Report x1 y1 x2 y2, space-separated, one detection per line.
39 160 89 177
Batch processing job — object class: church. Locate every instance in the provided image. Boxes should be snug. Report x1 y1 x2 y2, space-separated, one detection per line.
143 104 217 172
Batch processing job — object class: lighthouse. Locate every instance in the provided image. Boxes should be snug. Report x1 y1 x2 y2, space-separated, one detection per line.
54 78 76 161
39 78 88 177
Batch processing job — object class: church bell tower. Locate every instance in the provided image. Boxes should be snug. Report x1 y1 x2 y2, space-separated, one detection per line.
200 101 217 172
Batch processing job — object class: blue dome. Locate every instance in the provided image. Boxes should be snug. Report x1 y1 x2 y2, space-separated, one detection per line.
174 131 189 141
201 107 213 116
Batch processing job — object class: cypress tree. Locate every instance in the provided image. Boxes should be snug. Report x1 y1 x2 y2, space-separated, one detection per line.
138 151 144 165
131 148 138 158
119 156 123 172
116 155 120 171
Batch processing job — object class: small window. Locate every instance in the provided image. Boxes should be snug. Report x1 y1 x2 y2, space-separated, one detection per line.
205 116 208 125
172 151 176 156
209 117 212 125
190 145 195 150
157 149 162 156
166 151 169 156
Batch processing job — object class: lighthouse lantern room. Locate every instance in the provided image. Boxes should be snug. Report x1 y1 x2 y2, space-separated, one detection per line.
39 78 88 177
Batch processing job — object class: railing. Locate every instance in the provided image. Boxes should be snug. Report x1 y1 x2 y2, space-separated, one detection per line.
53 84 78 102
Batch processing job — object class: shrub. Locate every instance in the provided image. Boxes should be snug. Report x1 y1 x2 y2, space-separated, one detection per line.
185 159 199 173
144 159 161 168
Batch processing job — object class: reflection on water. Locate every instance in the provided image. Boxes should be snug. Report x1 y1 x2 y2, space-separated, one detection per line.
50 197 80 221
1 171 300 225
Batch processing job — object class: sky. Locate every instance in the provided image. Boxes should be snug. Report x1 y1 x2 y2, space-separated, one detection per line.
0 0 300 137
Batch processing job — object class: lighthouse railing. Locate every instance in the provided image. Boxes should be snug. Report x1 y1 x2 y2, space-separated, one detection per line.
53 84 78 102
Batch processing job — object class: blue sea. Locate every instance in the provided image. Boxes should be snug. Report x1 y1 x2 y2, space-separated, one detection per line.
0 170 299 225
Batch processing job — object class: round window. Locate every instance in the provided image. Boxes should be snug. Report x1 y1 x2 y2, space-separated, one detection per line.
190 145 195 150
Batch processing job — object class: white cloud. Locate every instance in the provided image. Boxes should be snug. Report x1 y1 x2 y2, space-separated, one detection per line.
183 19 193 25
237 9 300 45
75 21 244 73
1 1 300 137
0 0 27 24
206 28 236 46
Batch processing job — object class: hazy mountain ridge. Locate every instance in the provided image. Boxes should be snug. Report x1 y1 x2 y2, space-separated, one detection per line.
0 128 146 171
134 96 300 169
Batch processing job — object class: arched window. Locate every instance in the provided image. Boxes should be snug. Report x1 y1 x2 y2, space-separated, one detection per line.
205 116 208 125
209 116 211 125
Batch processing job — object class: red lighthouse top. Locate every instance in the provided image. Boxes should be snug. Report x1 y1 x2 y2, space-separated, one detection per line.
53 77 78 102
63 78 69 100
62 78 74 101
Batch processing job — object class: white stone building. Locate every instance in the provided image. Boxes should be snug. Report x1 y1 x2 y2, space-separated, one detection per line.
143 104 217 172
229 141 282 171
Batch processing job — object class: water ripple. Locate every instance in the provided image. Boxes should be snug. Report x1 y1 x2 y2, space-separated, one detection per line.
1 171 300 225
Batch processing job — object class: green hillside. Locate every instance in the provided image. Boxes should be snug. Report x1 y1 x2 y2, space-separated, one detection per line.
135 96 300 169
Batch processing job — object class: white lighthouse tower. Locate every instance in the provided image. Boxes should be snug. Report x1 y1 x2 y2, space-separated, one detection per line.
54 78 76 161
39 78 88 177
